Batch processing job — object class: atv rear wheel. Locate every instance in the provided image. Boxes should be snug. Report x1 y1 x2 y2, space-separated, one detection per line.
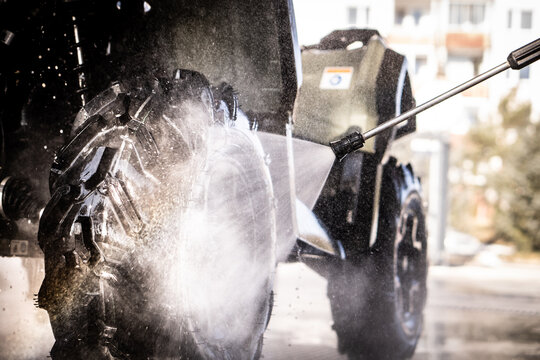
38 73 276 360
328 157 427 360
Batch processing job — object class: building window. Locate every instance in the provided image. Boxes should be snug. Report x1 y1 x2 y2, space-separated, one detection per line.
449 4 485 25
449 4 461 24
520 66 530 79
347 7 369 26
508 10 512 28
472 57 481 76
521 10 532 29
395 9 405 25
347 7 357 26
415 55 427 74
365 7 370 25
471 4 485 24
413 9 423 25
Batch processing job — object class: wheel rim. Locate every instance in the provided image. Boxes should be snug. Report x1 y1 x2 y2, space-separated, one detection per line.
178 130 275 359
393 193 426 339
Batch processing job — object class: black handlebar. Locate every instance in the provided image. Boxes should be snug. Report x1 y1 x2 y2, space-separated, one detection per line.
507 37 540 70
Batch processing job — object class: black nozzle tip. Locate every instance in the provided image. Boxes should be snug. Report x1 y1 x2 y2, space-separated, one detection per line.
329 131 365 161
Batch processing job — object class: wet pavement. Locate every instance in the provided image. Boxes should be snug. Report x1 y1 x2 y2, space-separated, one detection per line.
415 265 540 360
1 258 540 359
263 262 540 360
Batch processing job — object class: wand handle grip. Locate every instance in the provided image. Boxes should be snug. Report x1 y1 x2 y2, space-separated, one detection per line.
507 37 540 70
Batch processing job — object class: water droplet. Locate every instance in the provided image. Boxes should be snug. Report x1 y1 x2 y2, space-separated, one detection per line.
44 145 48 150
143 1 151 12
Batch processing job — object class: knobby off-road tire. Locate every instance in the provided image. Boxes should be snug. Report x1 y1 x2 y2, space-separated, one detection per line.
38 73 276 360
177 125 276 360
328 157 427 360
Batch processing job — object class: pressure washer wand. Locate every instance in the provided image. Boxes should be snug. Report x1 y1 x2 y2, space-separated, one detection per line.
330 37 540 160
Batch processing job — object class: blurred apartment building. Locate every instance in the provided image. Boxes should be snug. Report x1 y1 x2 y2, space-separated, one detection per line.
390 0 540 131
294 0 540 132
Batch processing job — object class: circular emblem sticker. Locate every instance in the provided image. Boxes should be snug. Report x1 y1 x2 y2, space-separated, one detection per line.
320 67 354 90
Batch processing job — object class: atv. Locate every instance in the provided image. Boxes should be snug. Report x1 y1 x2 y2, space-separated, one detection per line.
1 1 430 359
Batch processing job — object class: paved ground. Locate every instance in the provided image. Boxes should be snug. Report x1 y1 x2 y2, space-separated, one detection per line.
415 264 540 360
1 257 540 359
263 262 540 360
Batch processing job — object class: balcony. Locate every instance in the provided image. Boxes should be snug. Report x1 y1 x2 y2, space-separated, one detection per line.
446 32 489 57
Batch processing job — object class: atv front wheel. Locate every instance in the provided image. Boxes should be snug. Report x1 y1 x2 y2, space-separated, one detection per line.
38 73 276 360
176 126 276 359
